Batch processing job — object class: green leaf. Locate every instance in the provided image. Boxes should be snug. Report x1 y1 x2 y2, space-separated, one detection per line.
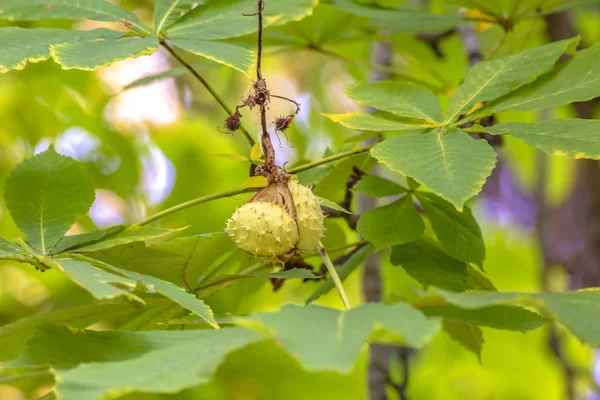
306 243 373 304
332 0 462 34
4 148 95 253
0 237 21 257
0 28 118 73
154 0 199 34
430 289 600 346
52 226 126 254
422 305 549 331
324 113 428 131
372 128 497 209
0 303 137 361
391 240 474 291
486 119 600 160
165 0 317 40
318 196 352 214
0 366 52 395
239 302 440 371
170 39 254 76
353 174 407 198
0 0 148 33
51 35 159 71
416 192 485 265
89 233 236 288
54 258 138 300
357 196 425 250
345 81 442 124
442 320 483 362
69 226 180 253
124 272 218 328
470 43 600 119
444 37 579 125
50 328 260 400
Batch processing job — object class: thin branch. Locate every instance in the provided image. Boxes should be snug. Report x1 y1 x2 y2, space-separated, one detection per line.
131 187 259 228
270 94 301 114
160 40 256 147
317 241 351 310
287 146 372 174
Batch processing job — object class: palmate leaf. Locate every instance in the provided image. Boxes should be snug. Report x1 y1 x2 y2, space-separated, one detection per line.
0 303 138 361
0 28 119 73
14 303 438 399
154 0 202 34
66 226 181 253
165 0 318 40
0 0 149 34
53 328 260 400
239 303 440 371
391 239 475 292
169 39 255 76
353 175 407 198
51 35 159 71
486 119 600 160
371 128 497 209
442 320 483 362
357 195 425 250
52 226 126 254
345 81 442 124
422 289 600 347
89 233 236 288
468 43 600 121
332 0 463 34
422 304 550 332
416 192 485 266
4 148 95 253
324 113 429 131
444 37 579 125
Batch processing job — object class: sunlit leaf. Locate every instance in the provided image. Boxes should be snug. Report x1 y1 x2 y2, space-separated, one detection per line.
332 0 463 33
371 128 497 209
0 303 137 361
4 148 95 253
154 0 201 34
324 113 429 131
89 233 236 288
171 39 255 76
469 42 600 120
51 328 260 399
0 0 148 33
486 119 600 160
165 0 318 40
444 37 579 125
0 28 118 73
345 81 442 123
69 226 181 253
239 302 440 371
51 36 159 71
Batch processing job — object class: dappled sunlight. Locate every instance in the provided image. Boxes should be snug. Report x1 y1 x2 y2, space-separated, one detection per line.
99 50 182 131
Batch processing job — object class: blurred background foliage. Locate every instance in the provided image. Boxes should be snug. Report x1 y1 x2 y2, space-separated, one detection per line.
0 0 599 399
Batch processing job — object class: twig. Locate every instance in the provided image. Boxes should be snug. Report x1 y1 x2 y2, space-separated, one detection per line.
160 41 256 147
287 146 372 174
317 241 351 310
131 187 259 228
